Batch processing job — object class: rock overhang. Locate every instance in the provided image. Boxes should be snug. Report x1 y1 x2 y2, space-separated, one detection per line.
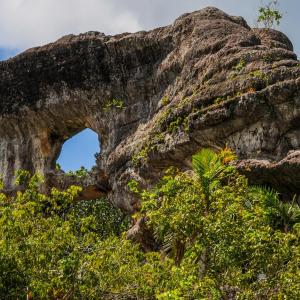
0 7 299 210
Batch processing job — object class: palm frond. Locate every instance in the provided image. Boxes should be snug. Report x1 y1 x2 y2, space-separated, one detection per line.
192 149 224 201
250 185 280 207
161 232 176 254
252 186 300 231
192 149 223 181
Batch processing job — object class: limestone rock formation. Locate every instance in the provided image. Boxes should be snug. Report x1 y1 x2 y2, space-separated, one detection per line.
0 7 300 211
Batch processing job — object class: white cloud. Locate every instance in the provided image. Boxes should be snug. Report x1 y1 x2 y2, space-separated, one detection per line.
0 0 298 57
0 0 142 49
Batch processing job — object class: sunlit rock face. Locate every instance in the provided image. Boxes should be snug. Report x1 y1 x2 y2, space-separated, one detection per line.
0 7 299 211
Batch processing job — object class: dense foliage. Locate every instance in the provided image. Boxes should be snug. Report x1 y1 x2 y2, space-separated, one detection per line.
0 171 130 299
0 149 299 299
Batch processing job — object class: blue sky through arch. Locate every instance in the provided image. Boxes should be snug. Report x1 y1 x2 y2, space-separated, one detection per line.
56 128 99 171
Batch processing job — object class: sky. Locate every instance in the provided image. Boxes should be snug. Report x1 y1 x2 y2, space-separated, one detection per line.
0 0 299 171
56 129 99 171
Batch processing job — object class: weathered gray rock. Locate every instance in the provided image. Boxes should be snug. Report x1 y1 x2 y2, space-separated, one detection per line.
0 7 299 211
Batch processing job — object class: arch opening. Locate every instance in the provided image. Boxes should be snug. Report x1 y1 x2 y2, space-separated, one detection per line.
56 128 100 173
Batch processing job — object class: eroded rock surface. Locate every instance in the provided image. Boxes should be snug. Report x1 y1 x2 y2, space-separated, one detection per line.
0 7 300 211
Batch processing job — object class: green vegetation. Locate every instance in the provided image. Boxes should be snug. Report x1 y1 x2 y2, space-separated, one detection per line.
166 116 190 133
55 164 89 178
233 59 246 73
131 111 191 167
157 107 172 127
167 116 183 134
132 145 151 166
131 149 300 298
1 149 299 299
214 97 225 105
55 163 62 171
161 95 170 106
182 116 190 132
263 54 274 63
230 58 247 79
131 135 165 167
249 69 270 85
263 53 285 64
66 166 89 177
0 171 130 299
257 1 282 29
213 92 244 106
176 96 191 110
103 98 125 111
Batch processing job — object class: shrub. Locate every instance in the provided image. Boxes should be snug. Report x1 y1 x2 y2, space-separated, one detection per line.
1 149 299 299
0 171 130 299
103 98 125 111
257 1 282 29
132 149 300 298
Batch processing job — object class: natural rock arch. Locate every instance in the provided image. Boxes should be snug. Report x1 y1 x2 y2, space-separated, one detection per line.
0 7 300 211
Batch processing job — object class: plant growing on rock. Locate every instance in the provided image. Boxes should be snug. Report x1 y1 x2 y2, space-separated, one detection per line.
214 97 225 105
103 98 125 111
161 95 170 106
67 166 89 177
234 58 246 73
248 69 270 86
257 0 282 29
131 145 151 167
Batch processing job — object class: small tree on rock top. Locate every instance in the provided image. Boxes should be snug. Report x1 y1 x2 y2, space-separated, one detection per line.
257 0 282 29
